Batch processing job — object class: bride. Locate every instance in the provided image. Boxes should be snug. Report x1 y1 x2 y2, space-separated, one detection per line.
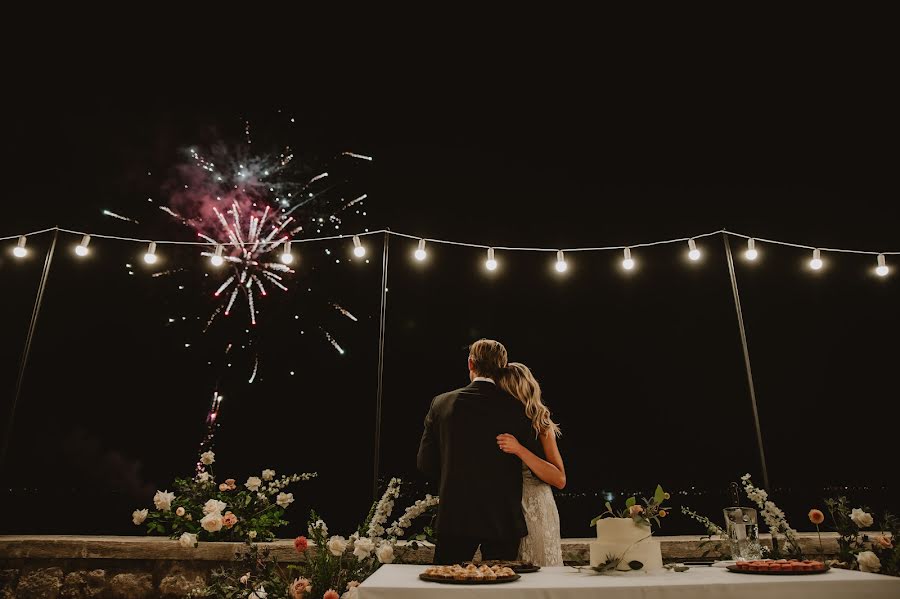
496 362 565 566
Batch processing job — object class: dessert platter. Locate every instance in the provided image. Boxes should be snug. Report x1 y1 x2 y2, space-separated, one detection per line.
465 559 541 573
727 559 830 575
420 563 521 584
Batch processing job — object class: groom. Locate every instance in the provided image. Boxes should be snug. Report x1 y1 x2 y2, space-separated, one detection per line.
417 339 544 565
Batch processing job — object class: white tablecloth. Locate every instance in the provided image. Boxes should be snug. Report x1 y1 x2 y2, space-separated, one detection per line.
358 565 900 599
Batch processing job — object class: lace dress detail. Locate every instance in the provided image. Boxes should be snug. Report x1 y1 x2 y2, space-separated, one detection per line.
518 466 564 566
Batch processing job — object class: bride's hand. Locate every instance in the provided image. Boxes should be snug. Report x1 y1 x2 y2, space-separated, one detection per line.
496 433 523 457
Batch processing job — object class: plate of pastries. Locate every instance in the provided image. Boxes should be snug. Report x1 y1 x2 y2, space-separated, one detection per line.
420 563 521 584
727 559 829 575
465 559 541 573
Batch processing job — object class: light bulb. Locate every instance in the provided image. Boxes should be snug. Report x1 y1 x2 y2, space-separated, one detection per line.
414 239 427 261
485 247 497 271
875 254 889 277
352 235 366 257
745 238 758 261
13 236 27 258
210 244 225 267
809 248 823 270
555 250 568 273
75 235 91 257
688 238 700 261
622 247 634 270
143 242 158 264
280 240 294 264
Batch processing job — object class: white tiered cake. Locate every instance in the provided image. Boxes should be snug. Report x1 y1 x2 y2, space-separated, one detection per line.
589 518 663 571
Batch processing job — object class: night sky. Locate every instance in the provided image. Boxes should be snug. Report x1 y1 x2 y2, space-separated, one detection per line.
1 76 897 540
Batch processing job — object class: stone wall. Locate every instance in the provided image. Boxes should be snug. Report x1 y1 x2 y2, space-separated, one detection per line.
0 533 842 598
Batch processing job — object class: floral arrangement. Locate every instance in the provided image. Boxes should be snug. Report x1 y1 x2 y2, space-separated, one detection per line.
740 474 802 559
590 484 669 528
821 496 898 576
132 450 317 544
680 506 732 559
193 477 439 598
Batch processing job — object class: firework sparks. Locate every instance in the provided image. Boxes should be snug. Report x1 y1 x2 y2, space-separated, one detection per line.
102 209 139 224
332 303 358 322
323 329 346 355
342 151 373 161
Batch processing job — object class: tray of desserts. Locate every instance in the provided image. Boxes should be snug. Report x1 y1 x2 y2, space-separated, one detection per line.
420 564 521 584
727 559 829 575
465 559 541 573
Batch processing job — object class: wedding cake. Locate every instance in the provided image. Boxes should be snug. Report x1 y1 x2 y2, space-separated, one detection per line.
589 518 663 571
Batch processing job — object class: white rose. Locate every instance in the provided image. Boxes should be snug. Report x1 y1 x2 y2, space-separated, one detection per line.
856 550 881 573
850 508 874 529
262 469 275 481
132 509 148 525
240 573 250 584
176 507 186 517
178 532 197 548
353 537 375 560
248 530 257 540
375 542 394 564
197 472 210 483
276 492 294 508
327 535 349 556
153 490 175 512
245 476 262 492
200 451 215 465
201 512 224 533
249 586 268 599
203 499 227 515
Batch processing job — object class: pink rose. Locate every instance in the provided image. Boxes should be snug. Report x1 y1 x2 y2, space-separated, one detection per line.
290 577 312 599
223 511 238 529
219 483 229 492
323 590 339 599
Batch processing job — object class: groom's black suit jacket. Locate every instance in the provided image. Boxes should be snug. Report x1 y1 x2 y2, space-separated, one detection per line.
417 380 545 540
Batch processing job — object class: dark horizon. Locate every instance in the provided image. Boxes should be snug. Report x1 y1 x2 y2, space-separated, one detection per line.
1 95 897 540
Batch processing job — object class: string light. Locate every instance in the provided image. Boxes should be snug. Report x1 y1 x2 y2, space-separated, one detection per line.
75 235 91 257
352 235 366 258
143 241 158 264
555 250 568 273
688 238 701 261
414 239 427 261
622 247 635 270
485 247 498 271
875 254 889 277
745 238 758 261
809 248 823 271
280 240 294 265
210 245 225 267
13 236 27 258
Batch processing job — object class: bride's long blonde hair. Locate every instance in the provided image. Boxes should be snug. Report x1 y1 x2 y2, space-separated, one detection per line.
498 362 561 439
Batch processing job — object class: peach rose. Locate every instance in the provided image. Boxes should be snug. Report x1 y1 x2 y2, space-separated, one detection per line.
628 505 644 516
808 509 825 525
290 577 312 599
219 483 229 492
223 511 238 528
225 478 237 490
176 507 186 517
323 590 339 599
874 535 893 549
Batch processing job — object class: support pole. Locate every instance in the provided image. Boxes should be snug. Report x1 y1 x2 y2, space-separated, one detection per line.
1 228 59 473
723 232 770 490
373 231 390 498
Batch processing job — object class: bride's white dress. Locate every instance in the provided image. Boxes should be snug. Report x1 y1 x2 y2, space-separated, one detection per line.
518 465 564 566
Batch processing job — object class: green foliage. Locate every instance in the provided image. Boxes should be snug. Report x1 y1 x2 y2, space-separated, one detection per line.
590 484 670 530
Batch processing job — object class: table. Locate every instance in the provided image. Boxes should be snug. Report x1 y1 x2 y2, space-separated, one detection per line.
359 565 900 599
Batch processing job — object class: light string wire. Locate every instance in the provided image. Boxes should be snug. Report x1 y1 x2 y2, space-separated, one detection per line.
1 226 898 255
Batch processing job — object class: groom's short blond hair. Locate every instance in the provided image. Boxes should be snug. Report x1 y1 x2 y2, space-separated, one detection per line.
468 339 508 379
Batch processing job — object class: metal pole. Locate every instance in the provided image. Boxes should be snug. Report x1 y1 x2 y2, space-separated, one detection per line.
723 232 771 490
373 230 390 498
1 228 59 473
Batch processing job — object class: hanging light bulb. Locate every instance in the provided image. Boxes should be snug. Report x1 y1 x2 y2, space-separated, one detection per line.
485 247 498 271
745 238 758 261
555 250 568 273
352 235 366 258
280 240 294 264
210 244 225 267
13 235 27 258
75 235 91 257
875 254 889 277
809 248 823 270
143 241 158 264
414 238 427 261
622 247 635 270
687 238 701 261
